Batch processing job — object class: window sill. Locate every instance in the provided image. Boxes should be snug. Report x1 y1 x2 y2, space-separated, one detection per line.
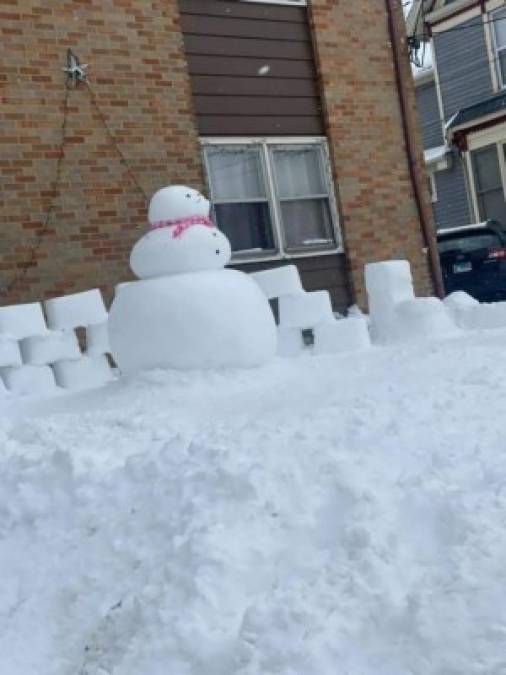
230 246 343 265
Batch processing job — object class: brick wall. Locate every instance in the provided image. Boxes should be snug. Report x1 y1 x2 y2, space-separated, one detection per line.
309 0 434 305
0 0 203 305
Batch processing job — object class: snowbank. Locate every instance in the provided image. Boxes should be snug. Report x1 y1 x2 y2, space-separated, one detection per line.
2 330 506 674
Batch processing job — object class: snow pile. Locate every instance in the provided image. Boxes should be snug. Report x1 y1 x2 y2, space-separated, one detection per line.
365 260 455 343
3 330 506 674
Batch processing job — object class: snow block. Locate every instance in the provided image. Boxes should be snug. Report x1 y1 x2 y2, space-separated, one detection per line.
313 317 371 355
52 355 113 390
86 322 110 356
279 291 334 329
277 326 305 358
1 364 57 395
395 297 456 341
250 265 303 300
459 301 506 331
44 289 108 330
20 330 81 366
0 302 47 339
0 336 22 367
365 261 415 342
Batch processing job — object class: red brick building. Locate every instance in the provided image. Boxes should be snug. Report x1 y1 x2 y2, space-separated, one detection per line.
0 0 436 310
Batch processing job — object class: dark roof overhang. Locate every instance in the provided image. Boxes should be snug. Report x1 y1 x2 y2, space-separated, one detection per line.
447 91 506 151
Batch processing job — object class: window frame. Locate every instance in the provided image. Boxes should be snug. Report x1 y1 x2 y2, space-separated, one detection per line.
491 6 506 90
240 0 307 5
201 136 342 264
465 123 506 222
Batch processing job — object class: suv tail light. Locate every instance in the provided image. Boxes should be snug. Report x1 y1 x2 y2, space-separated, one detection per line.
488 248 506 260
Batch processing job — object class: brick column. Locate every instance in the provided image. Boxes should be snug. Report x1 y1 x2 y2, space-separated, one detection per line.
0 0 203 304
309 0 434 307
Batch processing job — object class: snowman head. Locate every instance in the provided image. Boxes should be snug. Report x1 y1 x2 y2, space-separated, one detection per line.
130 185 232 279
148 185 210 224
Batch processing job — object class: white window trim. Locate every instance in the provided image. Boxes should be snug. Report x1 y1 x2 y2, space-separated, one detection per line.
200 136 343 264
489 5 506 90
465 122 506 220
240 0 306 5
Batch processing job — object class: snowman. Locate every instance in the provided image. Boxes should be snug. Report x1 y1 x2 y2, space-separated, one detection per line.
108 185 277 373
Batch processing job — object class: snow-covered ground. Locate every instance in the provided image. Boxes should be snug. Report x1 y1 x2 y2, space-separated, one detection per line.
2 329 506 675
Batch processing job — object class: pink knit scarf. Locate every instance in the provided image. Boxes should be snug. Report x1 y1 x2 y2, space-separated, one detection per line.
150 215 215 239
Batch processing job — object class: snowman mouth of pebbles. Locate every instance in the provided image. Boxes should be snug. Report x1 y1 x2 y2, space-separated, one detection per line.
129 185 232 279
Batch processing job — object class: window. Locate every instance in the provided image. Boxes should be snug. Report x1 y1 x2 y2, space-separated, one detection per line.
202 139 340 260
492 7 506 88
470 144 506 224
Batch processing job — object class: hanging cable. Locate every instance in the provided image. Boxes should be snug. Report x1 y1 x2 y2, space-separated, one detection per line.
2 83 72 298
83 81 149 205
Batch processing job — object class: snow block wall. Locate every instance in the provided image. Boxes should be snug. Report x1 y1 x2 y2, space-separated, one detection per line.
250 266 371 357
0 290 114 397
365 261 455 343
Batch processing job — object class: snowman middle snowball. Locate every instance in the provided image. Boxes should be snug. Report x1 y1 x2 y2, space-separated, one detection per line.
108 185 278 373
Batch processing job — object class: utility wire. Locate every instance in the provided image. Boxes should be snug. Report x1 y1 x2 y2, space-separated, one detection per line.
83 81 149 205
2 83 72 297
3 69 149 297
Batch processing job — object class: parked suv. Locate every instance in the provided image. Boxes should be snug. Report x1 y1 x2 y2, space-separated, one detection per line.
437 221 506 302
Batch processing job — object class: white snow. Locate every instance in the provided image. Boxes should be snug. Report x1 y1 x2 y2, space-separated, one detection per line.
0 336 22 368
250 265 303 300
130 225 232 279
365 260 458 343
3 329 506 674
277 326 305 357
85 322 111 357
109 271 277 373
279 291 334 329
52 355 114 390
1 364 57 395
44 290 108 330
313 316 371 354
424 144 448 166
20 330 81 366
0 302 47 339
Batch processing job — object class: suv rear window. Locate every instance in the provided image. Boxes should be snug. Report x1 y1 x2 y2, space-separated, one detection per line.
438 230 502 254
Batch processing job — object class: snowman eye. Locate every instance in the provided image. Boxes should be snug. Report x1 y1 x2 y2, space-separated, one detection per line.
186 193 191 198
212 232 217 237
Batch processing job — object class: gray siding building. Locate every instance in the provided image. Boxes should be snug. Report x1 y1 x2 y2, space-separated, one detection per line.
410 0 506 231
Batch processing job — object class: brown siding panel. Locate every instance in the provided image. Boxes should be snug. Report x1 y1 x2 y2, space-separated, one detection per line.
179 0 324 136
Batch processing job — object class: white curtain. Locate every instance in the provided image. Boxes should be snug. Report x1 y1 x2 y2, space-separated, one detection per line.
272 147 326 198
206 147 266 201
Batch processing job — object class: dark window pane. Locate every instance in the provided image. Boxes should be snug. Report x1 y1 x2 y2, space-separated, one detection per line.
499 50 506 84
214 202 275 253
280 198 335 249
438 231 501 254
477 189 506 226
472 145 502 192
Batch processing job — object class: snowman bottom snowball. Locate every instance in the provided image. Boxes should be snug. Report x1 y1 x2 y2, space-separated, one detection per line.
108 270 278 372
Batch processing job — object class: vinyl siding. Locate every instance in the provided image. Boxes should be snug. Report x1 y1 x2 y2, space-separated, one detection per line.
415 80 444 149
178 0 323 136
433 151 473 230
433 16 494 121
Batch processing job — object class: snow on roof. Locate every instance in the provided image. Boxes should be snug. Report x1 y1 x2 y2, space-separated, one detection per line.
424 145 448 165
